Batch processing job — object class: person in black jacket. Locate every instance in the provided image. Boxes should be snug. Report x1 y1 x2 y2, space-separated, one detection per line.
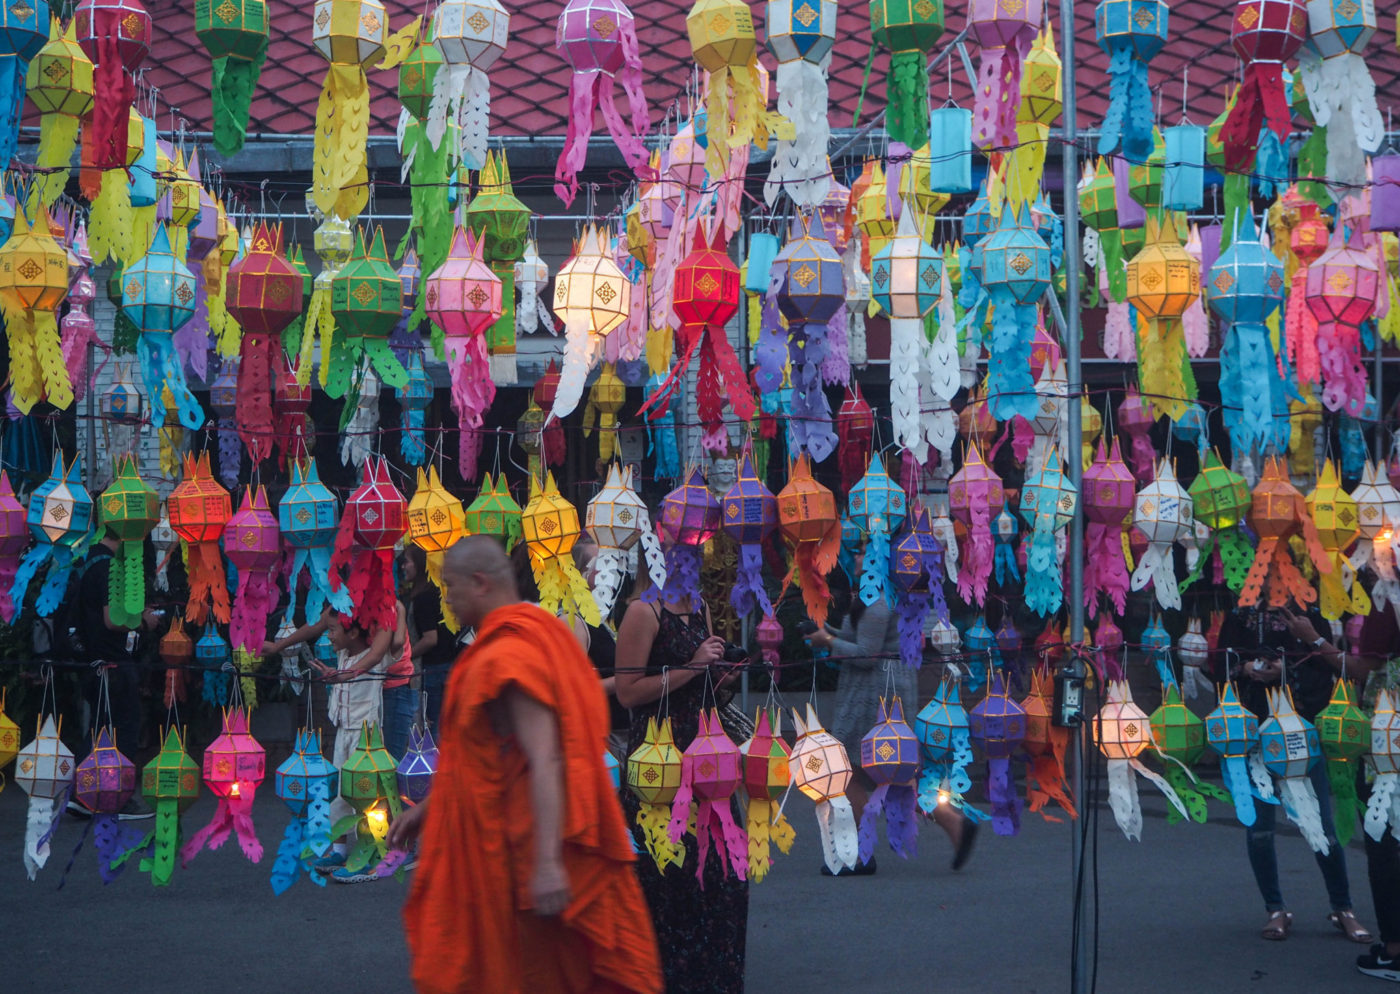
1218 604 1372 943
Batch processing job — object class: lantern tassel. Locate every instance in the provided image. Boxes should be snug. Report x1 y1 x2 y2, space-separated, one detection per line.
210 43 268 158
763 60 831 210
985 755 1021 837
1129 755 1189 822
1364 773 1400 843
637 801 685 871
1327 759 1360 848
1105 758 1142 840
885 50 928 150
270 815 305 895
814 796 859 875
180 790 263 866
1098 42 1153 162
730 543 772 619
23 794 61 879
30 111 79 212
139 331 204 429
1027 748 1076 822
590 548 627 620
1277 775 1330 854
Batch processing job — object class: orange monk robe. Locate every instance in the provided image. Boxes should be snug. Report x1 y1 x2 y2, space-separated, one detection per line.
403 602 663 994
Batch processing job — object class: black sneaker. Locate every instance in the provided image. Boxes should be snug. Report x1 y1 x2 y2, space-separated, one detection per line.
1358 944 1400 983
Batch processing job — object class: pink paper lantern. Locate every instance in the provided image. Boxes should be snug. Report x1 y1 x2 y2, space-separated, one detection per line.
948 440 1004 607
1305 218 1379 416
181 708 265 866
0 471 27 623
225 486 281 654
969 0 1042 149
668 709 746 882
1082 438 1135 617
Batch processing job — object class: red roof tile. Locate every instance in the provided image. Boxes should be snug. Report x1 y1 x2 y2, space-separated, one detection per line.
117 1 1400 140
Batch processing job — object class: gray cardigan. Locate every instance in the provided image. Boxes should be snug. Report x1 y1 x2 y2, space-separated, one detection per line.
826 598 918 762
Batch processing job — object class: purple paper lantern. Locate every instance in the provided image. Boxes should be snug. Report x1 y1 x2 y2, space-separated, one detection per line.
969 671 1026 835
657 467 720 606
719 449 777 618
74 725 136 814
775 212 844 461
858 696 921 862
397 725 438 805
891 506 949 668
1372 155 1400 233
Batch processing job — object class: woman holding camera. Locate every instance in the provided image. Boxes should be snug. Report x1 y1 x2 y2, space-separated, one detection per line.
614 572 748 994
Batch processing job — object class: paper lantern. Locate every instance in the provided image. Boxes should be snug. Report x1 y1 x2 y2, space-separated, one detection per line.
329 456 406 635
627 715 684 870
968 0 1041 149
1081 439 1134 617
1315 679 1368 846
157 616 192 708
338 722 402 871
97 452 158 629
1182 450 1255 594
980 202 1051 422
10 452 92 618
761 0 836 207
72 0 147 168
195 621 232 706
1300 0 1382 186
169 451 231 625
1209 207 1288 460
584 463 661 618
1019 447 1076 616
0 471 26 624
329 227 408 395
1307 460 1369 619
397 725 438 805
1365 689 1400 842
741 708 795 881
948 440 1003 607
463 471 522 549
405 466 466 628
1147 680 1226 821
1256 687 1329 852
774 213 843 460
686 0 764 177
836 384 875 495
121 223 202 427
1022 670 1075 820
0 209 71 413
915 677 976 814
181 708 265 866
25 19 92 208
69 725 135 880
1093 680 1187 839
666 709 745 882
426 226 502 468
857 696 920 862
553 0 647 205
789 703 858 873
14 713 72 878
847 451 907 607
1305 213 1378 416
194 0 267 155
776 454 840 627
1205 682 1265 826
224 486 280 653
870 0 944 148
431 0 508 171
309 0 386 217
1125 217 1198 422
1129 458 1193 611
653 465 718 609
1349 460 1400 605
550 225 629 420
1218 0 1308 170
1239 455 1324 609
0 0 43 171
514 237 549 334
1094 0 1167 160
271 727 337 893
889 507 951 666
137 725 199 886
394 348 431 466
225 222 301 463
968 672 1026 836
280 456 351 625
521 471 599 625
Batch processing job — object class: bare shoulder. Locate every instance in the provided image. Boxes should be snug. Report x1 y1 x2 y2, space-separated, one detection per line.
621 598 659 630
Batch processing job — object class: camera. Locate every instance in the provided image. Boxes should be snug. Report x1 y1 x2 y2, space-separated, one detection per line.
721 641 749 664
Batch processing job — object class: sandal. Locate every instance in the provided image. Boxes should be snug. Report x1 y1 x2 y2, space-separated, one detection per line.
1261 911 1293 941
1329 911 1375 945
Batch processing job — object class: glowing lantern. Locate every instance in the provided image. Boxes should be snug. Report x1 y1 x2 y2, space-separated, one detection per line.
271 727 338 893
521 471 599 625
338 722 401 871
789 703 858 874
627 715 685 870
180 708 265 866
550 225 629 420
406 466 466 629
330 456 407 634
1094 680 1187 839
1350 460 1400 605
915 677 976 814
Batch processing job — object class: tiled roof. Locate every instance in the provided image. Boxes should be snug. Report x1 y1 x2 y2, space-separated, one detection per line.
125 1 1400 141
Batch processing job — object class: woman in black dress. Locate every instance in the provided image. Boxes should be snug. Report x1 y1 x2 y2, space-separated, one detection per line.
615 580 748 994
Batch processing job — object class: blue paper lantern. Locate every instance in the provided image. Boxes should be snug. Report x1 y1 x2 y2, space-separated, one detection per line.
280 457 352 625
928 105 973 194
0 0 47 168
1163 123 1205 210
271 727 338 893
1095 0 1170 161
9 452 92 616
396 348 433 466
979 202 1052 422
122 223 202 428
847 452 907 606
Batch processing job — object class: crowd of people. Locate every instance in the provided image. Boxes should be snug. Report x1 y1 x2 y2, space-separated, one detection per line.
39 510 1400 989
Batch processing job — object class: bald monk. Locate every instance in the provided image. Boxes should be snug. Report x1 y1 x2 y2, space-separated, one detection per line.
390 535 662 994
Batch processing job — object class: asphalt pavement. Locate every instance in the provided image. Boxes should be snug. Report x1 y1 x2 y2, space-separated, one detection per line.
0 752 1384 994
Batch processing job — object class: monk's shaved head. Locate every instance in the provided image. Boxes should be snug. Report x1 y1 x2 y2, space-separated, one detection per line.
442 535 513 582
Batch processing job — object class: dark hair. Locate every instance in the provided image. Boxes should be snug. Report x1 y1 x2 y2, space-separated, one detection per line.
848 599 866 631
510 541 540 602
401 545 428 595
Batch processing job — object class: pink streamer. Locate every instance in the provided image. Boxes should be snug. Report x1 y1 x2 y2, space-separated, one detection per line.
180 792 262 866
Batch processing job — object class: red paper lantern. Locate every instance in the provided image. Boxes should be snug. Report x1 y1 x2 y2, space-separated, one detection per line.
74 0 150 169
168 451 232 625
330 456 407 633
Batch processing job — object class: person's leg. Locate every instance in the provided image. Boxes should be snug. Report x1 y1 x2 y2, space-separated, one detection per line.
381 685 417 760
422 665 447 731
326 725 357 858
1246 792 1285 912
1364 828 1400 955
1306 760 1355 913
107 662 143 760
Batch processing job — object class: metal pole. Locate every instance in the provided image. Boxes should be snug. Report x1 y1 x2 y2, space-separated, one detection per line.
1057 3 1091 993
1375 336 1384 463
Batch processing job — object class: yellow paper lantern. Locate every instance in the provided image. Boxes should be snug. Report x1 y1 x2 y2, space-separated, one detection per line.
406 466 467 630
521 472 599 625
1306 460 1369 620
0 210 72 413
687 0 768 176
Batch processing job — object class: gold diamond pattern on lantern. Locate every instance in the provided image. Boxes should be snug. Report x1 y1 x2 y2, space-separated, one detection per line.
552 224 629 339
1126 217 1200 320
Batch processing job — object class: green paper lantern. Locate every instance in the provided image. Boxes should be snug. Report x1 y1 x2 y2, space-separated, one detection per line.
1128 128 1166 209
196 0 270 157
870 0 945 149
98 453 159 628
339 722 398 813
1316 678 1369 762
1150 682 1205 765
464 150 531 373
1078 158 1119 232
463 471 522 550
328 226 407 394
141 726 201 810
398 40 443 121
1189 450 1252 530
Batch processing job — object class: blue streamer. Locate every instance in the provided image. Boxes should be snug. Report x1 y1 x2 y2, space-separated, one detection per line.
986 287 1037 421
138 333 204 429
